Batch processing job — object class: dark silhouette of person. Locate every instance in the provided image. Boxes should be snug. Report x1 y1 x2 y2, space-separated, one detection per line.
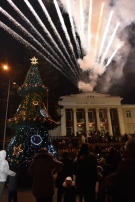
63 176 76 202
97 137 135 202
74 143 98 202
28 148 63 202
106 147 121 173
55 151 74 202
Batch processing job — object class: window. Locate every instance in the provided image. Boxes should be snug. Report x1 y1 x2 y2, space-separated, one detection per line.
99 111 104 118
126 110 131 118
66 110 72 121
76 111 83 119
88 111 93 119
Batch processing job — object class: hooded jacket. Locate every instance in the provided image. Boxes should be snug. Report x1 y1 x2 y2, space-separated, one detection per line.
28 151 63 198
0 150 16 182
97 157 135 202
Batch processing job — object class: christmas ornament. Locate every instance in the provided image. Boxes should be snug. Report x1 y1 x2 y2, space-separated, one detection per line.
13 144 23 157
31 134 43 145
40 109 49 118
33 101 39 105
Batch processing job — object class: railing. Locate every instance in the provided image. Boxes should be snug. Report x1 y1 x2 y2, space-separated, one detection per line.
100 118 106 122
89 118 95 123
77 118 85 123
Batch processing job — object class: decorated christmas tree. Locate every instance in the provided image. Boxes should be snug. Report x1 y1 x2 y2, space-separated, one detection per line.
6 57 58 176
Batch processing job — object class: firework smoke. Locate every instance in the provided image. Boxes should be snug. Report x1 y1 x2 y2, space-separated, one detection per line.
60 0 135 92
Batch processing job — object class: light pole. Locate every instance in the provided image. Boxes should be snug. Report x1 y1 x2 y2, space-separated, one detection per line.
46 87 49 111
3 65 10 149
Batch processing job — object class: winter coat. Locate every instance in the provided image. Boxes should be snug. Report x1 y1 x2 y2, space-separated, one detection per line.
97 158 135 202
75 153 98 189
28 151 63 198
0 150 16 182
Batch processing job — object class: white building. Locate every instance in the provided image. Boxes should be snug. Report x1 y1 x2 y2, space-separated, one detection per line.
50 91 135 137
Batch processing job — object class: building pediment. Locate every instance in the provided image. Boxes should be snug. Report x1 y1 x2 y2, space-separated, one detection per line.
62 91 113 99
60 91 123 106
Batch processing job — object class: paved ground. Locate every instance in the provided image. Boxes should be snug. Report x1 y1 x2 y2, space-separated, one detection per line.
2 187 36 202
1 174 99 202
1 186 70 202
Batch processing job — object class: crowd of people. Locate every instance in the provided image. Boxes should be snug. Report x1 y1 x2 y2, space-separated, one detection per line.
52 133 131 153
0 136 135 202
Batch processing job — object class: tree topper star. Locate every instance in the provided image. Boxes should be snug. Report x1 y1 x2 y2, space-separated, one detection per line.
30 56 38 65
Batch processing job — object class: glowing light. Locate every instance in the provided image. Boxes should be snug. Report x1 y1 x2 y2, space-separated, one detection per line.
24 0 77 78
0 22 75 82
94 2 104 58
53 0 80 78
3 65 8 70
5 0 71 73
97 10 114 62
38 0 78 69
65 0 81 58
88 0 92 48
100 21 120 65
104 43 122 68
79 0 84 46
53 0 74 55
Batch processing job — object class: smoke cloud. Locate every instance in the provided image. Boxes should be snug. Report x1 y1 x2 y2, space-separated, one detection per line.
59 0 135 92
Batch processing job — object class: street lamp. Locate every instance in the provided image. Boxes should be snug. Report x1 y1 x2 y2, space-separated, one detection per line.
3 65 10 149
46 87 49 111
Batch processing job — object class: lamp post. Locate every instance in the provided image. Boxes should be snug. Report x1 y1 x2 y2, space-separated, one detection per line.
3 65 10 149
46 87 49 111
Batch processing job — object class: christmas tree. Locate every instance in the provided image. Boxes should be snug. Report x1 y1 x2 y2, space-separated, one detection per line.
6 57 58 176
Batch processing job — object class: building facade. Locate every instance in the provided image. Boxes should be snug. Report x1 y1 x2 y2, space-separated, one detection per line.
51 91 135 137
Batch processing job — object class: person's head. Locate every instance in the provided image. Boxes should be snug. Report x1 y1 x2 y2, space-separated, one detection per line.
124 138 135 158
80 143 89 155
65 176 72 186
0 150 6 160
38 147 48 153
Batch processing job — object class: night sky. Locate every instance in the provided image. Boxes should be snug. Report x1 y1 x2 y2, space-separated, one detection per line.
1 0 135 104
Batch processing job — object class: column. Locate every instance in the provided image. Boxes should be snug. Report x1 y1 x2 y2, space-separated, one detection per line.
85 108 89 136
107 108 113 136
73 108 77 136
60 108 66 136
117 107 125 135
96 108 100 131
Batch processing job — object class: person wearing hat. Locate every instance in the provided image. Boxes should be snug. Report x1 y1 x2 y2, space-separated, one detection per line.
0 150 16 202
28 148 63 202
97 137 135 202
63 176 76 202
55 151 74 202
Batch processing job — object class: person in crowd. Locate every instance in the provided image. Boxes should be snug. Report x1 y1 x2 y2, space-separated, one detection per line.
7 167 18 202
105 146 121 173
97 137 135 202
28 147 63 202
74 143 98 202
55 151 74 202
0 150 16 202
63 176 76 202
